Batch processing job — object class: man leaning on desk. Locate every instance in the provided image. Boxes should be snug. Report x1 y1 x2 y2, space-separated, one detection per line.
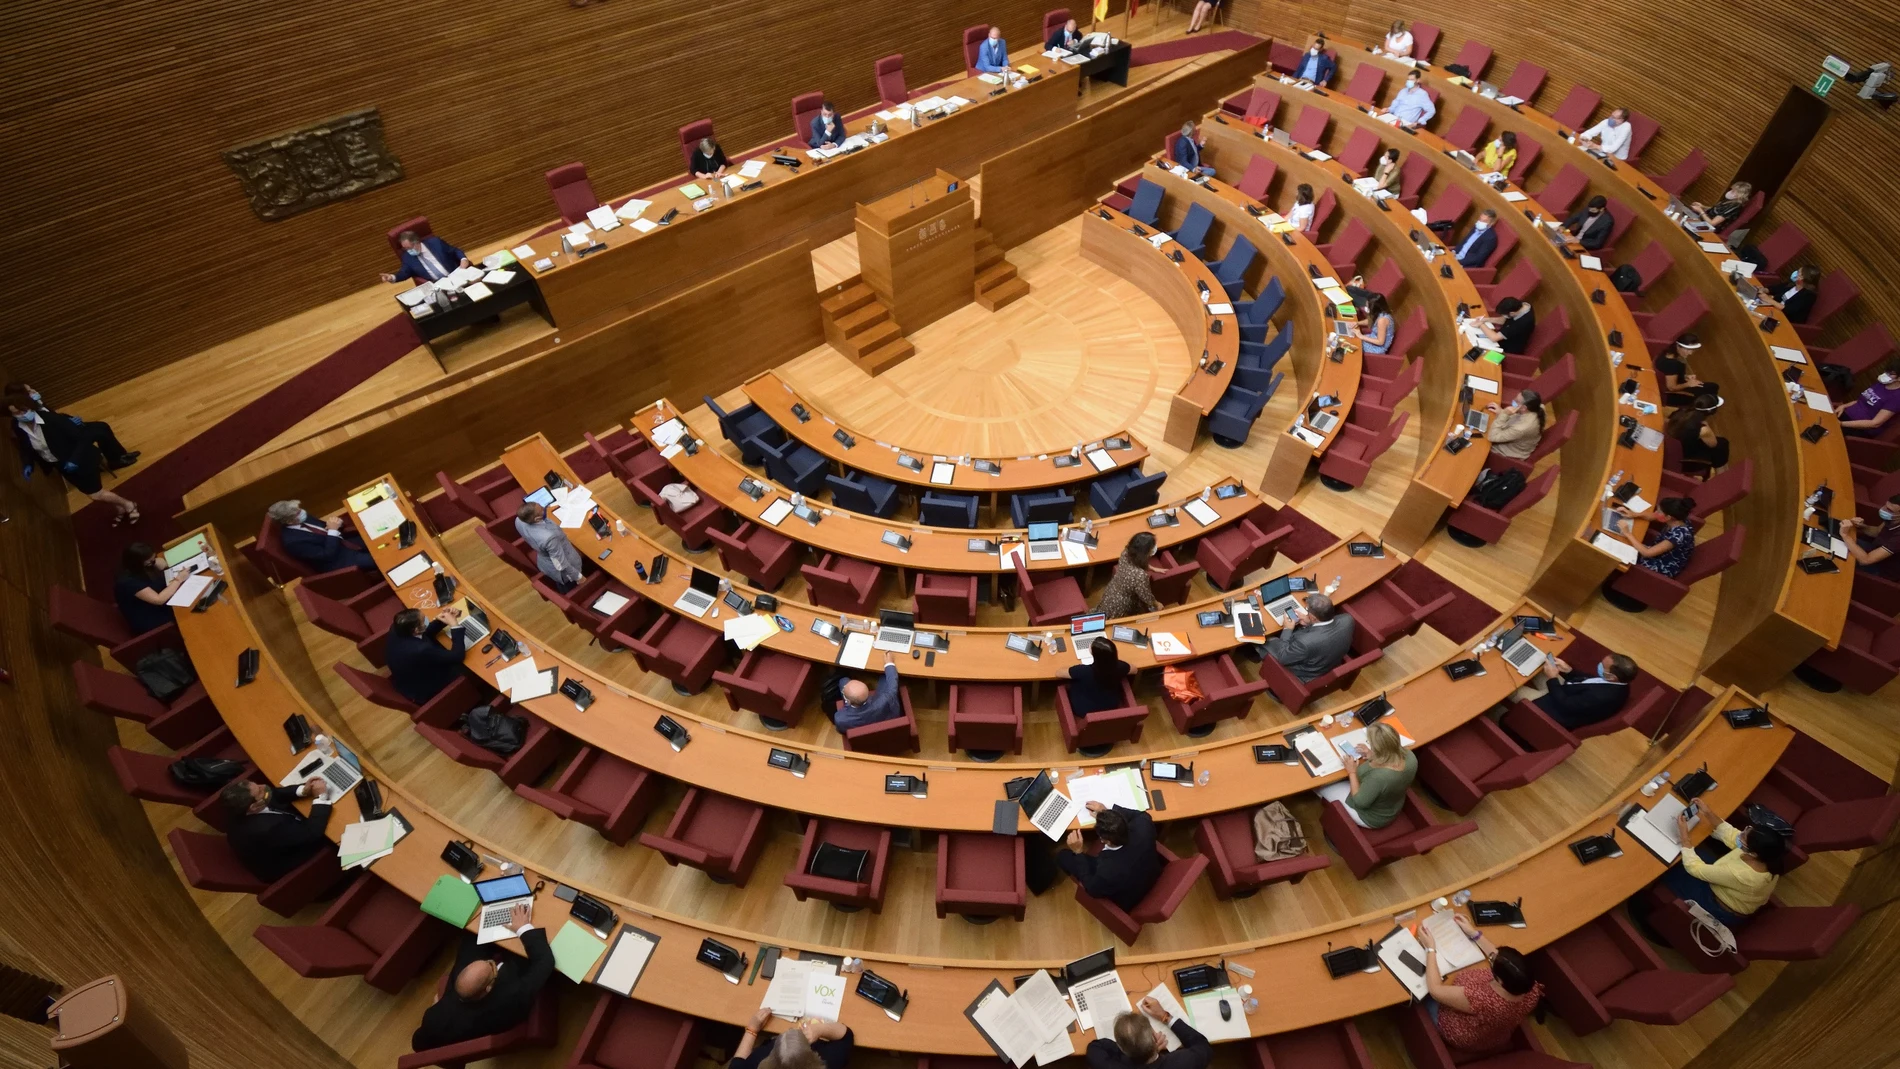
1532 652 1636 731
221 778 334 882
1047 17 1087 53
830 652 903 731
412 902 555 1052
975 26 1011 73
1057 802 1161 911
810 101 848 148
380 229 472 285
1087 998 1212 1069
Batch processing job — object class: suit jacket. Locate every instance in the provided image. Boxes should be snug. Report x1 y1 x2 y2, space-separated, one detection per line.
833 664 903 732
1454 225 1498 268
1264 615 1356 683
1046 28 1083 52
809 113 847 148
1563 208 1613 250
1780 287 1816 324
1086 1018 1213 1069
1535 672 1631 730
1172 136 1204 171
227 786 332 883
1056 806 1161 912
391 235 467 283
1295 51 1336 84
279 523 357 570
387 620 469 706
412 929 555 1052
975 37 1010 72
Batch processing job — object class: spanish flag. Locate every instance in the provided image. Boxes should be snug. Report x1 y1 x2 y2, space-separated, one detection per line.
1092 0 1109 22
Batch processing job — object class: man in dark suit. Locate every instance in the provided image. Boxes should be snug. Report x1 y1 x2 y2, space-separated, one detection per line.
1293 40 1336 85
6 383 138 480
221 778 334 882
412 905 555 1052
387 607 469 706
1453 209 1500 269
381 229 471 285
1056 802 1161 912
1087 997 1213 1069
1046 17 1087 54
1562 195 1614 250
1263 594 1356 683
809 101 847 148
267 499 375 571
1533 652 1637 731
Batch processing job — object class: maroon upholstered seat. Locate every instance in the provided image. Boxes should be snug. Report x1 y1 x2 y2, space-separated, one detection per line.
1073 843 1208 945
75 660 218 749
707 522 800 590
874 54 909 106
513 746 662 845
632 479 733 550
1345 578 1453 650
398 983 558 1069
678 119 715 173
1195 808 1330 899
1245 1020 1376 1069
638 787 769 885
791 91 825 142
1604 524 1746 614
1643 885 1863 974
617 614 726 694
1498 61 1547 104
570 992 703 1069
1318 412 1408 490
1550 85 1602 130
962 25 989 75
1163 653 1266 735
546 162 597 225
1195 506 1293 589
1416 712 1577 814
714 648 817 729
167 827 342 918
1322 791 1477 879
836 683 921 755
49 585 182 671
784 818 892 911
1393 1000 1587 1069
915 572 979 625
936 832 1026 921
413 694 562 788
948 683 1024 756
1743 729 1900 863
107 746 243 830
1148 549 1199 605
1533 910 1732 1033
294 581 403 668
802 553 885 614
1258 642 1382 716
1058 676 1147 755
254 873 451 992
1799 602 1900 694
1013 557 1087 625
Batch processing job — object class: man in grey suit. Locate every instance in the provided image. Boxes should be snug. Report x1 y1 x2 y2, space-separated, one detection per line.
1263 594 1355 682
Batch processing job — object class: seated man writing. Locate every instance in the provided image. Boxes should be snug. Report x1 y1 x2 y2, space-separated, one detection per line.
830 652 903 732
1086 997 1212 1069
1056 802 1160 911
411 904 555 1051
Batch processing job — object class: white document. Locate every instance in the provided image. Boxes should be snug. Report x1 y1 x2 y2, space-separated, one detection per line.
1086 448 1115 472
483 269 517 285
1770 345 1807 363
396 285 433 307
1143 986 1189 1050
1294 730 1345 776
552 504 590 529
1591 532 1640 564
760 498 793 526
1182 499 1219 526
761 959 821 1019
1000 543 1027 572
739 159 767 179
1698 241 1730 254
1033 1033 1075 1066
339 817 396 859
592 591 630 616
1305 150 1332 161
1464 374 1499 393
1148 232 1173 249
1803 390 1833 413
462 282 494 302
630 217 658 233
594 929 657 994
1291 425 1325 448
1501 190 1528 202
1719 258 1757 278
1377 926 1432 999
1015 970 1080 1045
568 221 593 236
1626 794 1689 863
510 244 537 259
838 631 874 670
388 553 433 585
1148 631 1191 658
804 965 846 1022
493 656 541 692
615 199 651 220
1625 493 1652 514
651 418 686 447
1072 973 1131 1036
165 574 215 607
1578 255 1603 271
1205 302 1234 315
1060 539 1090 566
1068 769 1149 822
509 668 557 702
1421 911 1486 972
722 613 778 651
971 984 1042 1067
1183 990 1251 1040
1310 275 1341 289
931 462 955 485
585 206 618 230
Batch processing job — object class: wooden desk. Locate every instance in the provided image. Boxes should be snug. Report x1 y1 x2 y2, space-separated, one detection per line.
508 50 1080 330
739 370 1151 508
171 536 1788 1050
1078 208 1239 449
634 401 1258 575
1326 41 1854 681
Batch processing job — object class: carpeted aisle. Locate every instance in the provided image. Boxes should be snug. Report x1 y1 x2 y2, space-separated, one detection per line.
1128 30 1262 67
75 314 420 594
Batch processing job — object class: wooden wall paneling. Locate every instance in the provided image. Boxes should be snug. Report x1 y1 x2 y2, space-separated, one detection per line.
176 242 822 544
5 0 1059 400
978 40 1275 250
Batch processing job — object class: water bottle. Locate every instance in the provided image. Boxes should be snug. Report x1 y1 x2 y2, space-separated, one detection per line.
1238 984 1258 1015
1196 769 1211 787
1326 574 1342 596
1201 486 1213 502
312 733 336 759
614 518 630 538
1452 888 1473 907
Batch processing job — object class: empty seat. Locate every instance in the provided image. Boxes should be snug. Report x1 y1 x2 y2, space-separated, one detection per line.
1172 204 1215 259
705 521 800 590
1246 1021 1376 1069
1196 808 1330 899
254 873 451 992
1317 412 1409 491
1208 235 1258 299
1207 379 1278 447
937 832 1026 921
1749 223 1811 284
1318 219 1372 278
294 582 402 668
1441 109 1489 153
1499 61 1547 104
801 553 885 614
1322 790 1477 878
1417 713 1577 814
618 614 726 695
513 746 663 845
753 435 830 497
1196 505 1293 589
1288 107 1329 149
921 490 981 528
1126 179 1164 227
1533 910 1733 1033
1340 64 1385 105
826 470 900 518
569 993 703 1069
545 163 597 226
1334 129 1381 175
1550 85 1602 130
1795 269 1861 342
713 648 817 730
1660 458 1753 520
1345 578 1452 650
1536 164 1589 214
1014 556 1088 625
1089 467 1166 515
638 787 768 885
1798 602 1900 694
1646 147 1707 196
874 54 908 107
1234 155 1277 200
914 572 978 626
949 683 1024 757
1010 487 1076 526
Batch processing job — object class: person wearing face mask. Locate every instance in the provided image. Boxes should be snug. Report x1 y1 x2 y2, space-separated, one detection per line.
1293 38 1335 85
1577 107 1633 160
1380 19 1415 58
1690 181 1753 230
1531 652 1637 731
1844 492 1900 578
1776 267 1817 324
380 229 471 285
115 542 202 635
6 383 142 523
1479 297 1536 355
1371 148 1404 195
1835 359 1900 437
1453 209 1499 269
1483 389 1546 460
1561 195 1614 250
973 26 1010 74
1388 73 1436 128
411 900 554 1052
1478 131 1518 176
1659 800 1788 926
1354 293 1397 353
266 499 376 571
1654 333 1716 407
1619 496 1698 578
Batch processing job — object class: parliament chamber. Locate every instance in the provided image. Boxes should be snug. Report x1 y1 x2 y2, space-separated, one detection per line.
8 2 1900 1069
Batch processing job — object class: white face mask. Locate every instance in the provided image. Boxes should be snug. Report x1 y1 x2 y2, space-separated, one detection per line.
14 410 41 424
1473 220 1490 231
1310 47 1321 55
1879 373 1896 385
1880 508 1897 522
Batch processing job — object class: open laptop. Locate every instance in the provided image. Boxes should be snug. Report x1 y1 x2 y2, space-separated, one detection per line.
290 748 363 801
1257 574 1314 625
1494 623 1548 676
872 609 916 653
1269 127 1294 148
1464 405 1491 433
472 873 536 944
1306 395 1341 434
1070 612 1107 637
1026 521 1063 561
673 568 721 617
455 598 492 642
1018 769 1078 840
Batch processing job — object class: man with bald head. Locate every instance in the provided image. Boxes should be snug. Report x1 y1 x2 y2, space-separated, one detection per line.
830 651 904 732
411 902 555 1051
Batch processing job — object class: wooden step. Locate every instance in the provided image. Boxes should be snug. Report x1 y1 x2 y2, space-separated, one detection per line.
835 301 891 336
975 262 1018 291
847 318 903 354
974 242 1005 273
975 276 1030 312
820 281 876 318
858 337 915 375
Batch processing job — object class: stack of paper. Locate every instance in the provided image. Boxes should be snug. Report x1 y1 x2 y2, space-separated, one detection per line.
357 498 406 538
970 972 1081 1067
483 268 516 285
165 573 216 607
1060 540 1090 566
1624 794 1691 863
615 199 651 220
1292 729 1345 776
1182 498 1220 526
1770 345 1807 364
586 206 619 230
510 244 537 259
463 282 494 301
396 285 434 308
1069 768 1149 824
1419 911 1485 972
495 657 557 700
739 159 767 179
723 613 779 651
761 959 846 1021
339 813 408 868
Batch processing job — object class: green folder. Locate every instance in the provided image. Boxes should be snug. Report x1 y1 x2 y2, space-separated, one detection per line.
420 875 478 926
680 183 707 199
551 921 608 982
1334 302 1356 318
1482 349 1506 365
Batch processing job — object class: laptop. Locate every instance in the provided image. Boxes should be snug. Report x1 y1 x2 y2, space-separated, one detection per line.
291 750 363 800
1063 949 1125 1032
1305 395 1340 434
472 873 536 944
872 609 917 653
1018 769 1078 840
1464 406 1490 433
456 599 491 642
1257 574 1314 624
1070 612 1107 637
673 568 721 617
1270 127 1294 147
1494 623 1547 676
1027 521 1063 561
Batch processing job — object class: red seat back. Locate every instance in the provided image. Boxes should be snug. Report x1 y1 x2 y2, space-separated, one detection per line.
962 25 989 75
791 92 825 142
875 54 908 106
385 215 431 256
1500 61 1547 104
678 119 715 173
545 162 596 225
1551 85 1601 130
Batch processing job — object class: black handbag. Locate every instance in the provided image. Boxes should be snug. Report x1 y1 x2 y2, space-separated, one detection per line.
134 648 197 703
460 704 527 755
170 756 243 788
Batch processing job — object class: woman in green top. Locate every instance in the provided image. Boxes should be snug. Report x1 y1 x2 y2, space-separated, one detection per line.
1661 800 1786 926
1316 723 1416 828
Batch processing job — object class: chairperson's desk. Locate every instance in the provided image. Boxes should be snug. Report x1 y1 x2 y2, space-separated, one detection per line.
739 370 1152 503
171 539 1789 1050
514 50 1079 329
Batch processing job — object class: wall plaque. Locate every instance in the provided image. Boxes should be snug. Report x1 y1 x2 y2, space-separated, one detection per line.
223 109 403 221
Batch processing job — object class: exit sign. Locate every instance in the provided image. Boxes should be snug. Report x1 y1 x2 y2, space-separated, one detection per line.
1814 73 1836 97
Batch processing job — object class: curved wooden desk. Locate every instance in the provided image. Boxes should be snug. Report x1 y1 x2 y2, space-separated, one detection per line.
739 370 1151 506
1077 207 1239 449
1258 73 1665 616
1325 40 1855 685
172 537 1788 1052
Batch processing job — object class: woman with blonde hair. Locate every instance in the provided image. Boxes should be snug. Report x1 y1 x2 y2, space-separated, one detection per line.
1315 722 1415 828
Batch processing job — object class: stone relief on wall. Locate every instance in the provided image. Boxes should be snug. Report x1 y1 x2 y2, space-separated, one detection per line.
223 109 403 221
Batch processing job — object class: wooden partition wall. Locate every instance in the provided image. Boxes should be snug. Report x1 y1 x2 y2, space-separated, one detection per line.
176 243 823 544
977 40 1273 250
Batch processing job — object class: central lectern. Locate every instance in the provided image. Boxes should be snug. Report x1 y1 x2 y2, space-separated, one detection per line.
852 171 976 372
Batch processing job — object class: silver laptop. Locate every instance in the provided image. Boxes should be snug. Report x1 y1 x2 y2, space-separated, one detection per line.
1018 769 1078 840
456 600 491 642
472 873 535 944
1464 407 1491 433
1271 127 1294 147
1027 521 1063 561
1310 410 1340 434
1496 624 1547 676
872 609 916 653
1263 594 1303 625
673 568 720 617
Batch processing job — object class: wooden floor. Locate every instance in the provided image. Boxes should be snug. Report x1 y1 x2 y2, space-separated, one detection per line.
70 9 1895 1066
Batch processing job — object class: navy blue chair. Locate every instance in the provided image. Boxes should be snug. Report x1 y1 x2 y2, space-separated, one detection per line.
1173 204 1215 259
1209 236 1258 299
1127 179 1164 226
1233 363 1279 393
826 471 900 518
1240 322 1293 371
1236 277 1286 341
1009 488 1076 527
1089 469 1167 516
1207 374 1283 448
752 435 829 496
704 395 780 465
921 491 980 528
